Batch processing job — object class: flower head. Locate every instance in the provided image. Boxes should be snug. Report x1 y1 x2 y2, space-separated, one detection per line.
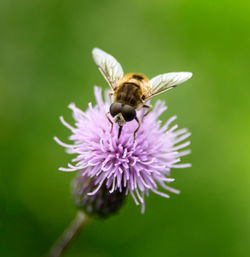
55 87 191 212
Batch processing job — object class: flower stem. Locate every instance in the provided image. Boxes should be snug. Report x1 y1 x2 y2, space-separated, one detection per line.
47 211 89 257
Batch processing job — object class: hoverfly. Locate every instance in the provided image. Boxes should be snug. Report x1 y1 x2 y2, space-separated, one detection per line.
92 48 192 141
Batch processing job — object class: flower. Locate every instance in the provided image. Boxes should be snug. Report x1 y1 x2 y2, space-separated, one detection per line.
54 86 191 213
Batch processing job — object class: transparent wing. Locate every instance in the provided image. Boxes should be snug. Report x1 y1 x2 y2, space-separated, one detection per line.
92 48 124 89
146 72 192 100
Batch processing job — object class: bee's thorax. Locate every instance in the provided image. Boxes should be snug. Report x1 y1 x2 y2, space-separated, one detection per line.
113 73 150 109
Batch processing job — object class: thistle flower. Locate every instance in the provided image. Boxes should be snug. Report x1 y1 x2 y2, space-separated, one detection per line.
55 86 191 213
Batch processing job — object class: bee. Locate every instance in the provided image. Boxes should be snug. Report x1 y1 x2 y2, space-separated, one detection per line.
92 48 192 141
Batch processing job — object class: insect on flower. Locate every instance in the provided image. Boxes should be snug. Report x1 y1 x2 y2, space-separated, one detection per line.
92 48 192 140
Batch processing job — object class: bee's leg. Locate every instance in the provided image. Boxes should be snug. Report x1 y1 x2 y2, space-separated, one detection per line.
108 92 113 102
142 104 152 120
133 117 141 142
118 125 123 139
105 112 113 133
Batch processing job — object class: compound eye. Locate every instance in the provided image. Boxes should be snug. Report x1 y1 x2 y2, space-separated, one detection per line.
122 105 136 122
110 103 122 117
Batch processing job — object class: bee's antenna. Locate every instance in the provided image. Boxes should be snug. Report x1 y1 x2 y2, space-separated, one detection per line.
118 126 123 139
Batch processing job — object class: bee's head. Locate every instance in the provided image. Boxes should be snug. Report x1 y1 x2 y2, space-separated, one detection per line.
110 102 136 126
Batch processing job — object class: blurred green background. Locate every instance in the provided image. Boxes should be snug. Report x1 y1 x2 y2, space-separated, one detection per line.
0 0 249 256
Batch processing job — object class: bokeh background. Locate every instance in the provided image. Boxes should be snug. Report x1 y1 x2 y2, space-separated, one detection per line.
0 0 249 256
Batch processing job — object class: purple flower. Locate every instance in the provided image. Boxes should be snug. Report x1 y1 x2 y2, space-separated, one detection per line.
55 87 191 212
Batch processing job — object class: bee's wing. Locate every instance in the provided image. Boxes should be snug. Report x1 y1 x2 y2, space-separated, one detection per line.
145 72 192 100
92 48 124 90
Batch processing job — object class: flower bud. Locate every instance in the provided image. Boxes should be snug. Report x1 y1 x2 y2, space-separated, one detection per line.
72 175 126 218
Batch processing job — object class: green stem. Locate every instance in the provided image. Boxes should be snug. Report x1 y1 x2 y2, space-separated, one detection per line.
47 211 89 257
